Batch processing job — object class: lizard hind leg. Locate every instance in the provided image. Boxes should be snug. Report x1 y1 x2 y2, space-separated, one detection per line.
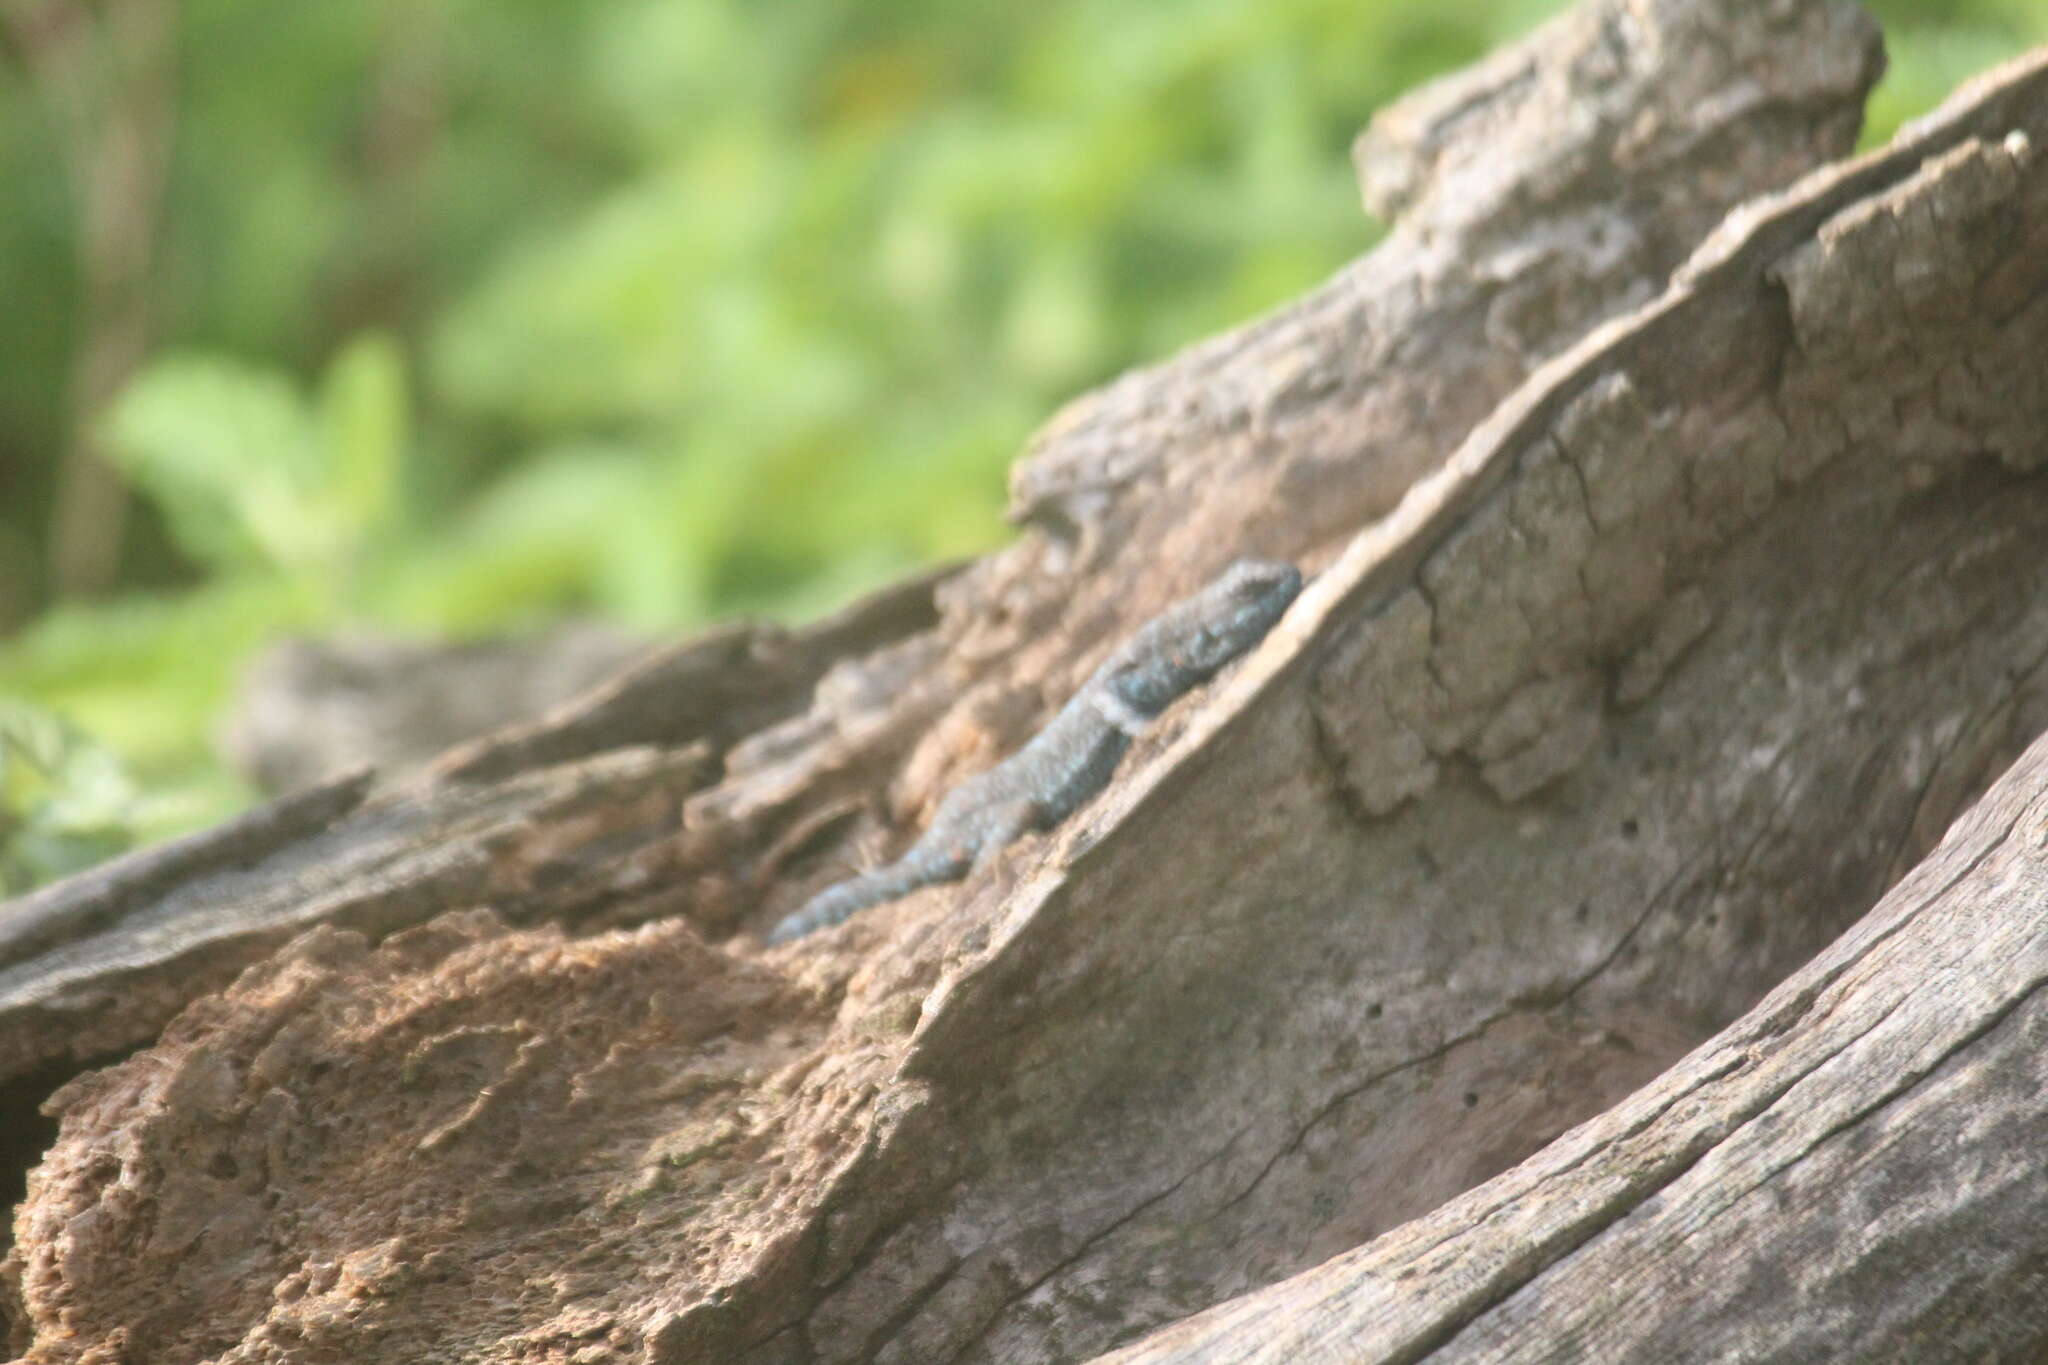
969 798 1045 874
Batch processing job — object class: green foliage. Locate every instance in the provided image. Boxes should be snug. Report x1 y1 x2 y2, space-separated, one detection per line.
0 0 2042 891
1862 0 2046 145
99 333 407 588
0 699 213 895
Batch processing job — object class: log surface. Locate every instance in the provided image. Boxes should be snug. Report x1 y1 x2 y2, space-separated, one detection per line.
1102 723 2048 1363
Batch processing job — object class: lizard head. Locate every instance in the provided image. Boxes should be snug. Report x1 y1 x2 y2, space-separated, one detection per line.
1106 558 1303 717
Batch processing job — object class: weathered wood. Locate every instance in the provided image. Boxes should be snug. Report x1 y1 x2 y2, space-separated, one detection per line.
13 3 2048 1363
1100 725 2048 1363
810 47 2048 1364
223 623 650 794
0 566 946 1085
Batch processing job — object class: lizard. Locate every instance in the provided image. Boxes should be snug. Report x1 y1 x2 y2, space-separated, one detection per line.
765 558 1303 943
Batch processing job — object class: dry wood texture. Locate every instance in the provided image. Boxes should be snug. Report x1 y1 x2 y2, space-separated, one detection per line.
6 1 2048 1362
1102 723 2048 1363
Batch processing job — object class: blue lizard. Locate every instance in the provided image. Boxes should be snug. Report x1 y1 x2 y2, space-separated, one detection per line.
766 559 1302 942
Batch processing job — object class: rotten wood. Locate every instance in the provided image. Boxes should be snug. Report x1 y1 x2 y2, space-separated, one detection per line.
0 566 946 1083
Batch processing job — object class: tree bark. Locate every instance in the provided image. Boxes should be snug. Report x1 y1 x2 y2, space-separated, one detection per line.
7 1 2048 1362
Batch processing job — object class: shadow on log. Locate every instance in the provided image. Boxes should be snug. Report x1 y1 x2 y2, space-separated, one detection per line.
6 1 2048 1362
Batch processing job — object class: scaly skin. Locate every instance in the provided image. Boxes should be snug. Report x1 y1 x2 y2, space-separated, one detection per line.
766 559 1302 943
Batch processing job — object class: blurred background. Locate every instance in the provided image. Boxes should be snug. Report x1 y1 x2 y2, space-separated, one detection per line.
1 0 2042 889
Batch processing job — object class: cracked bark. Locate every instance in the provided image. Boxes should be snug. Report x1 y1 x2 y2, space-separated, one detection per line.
7 2 2048 1362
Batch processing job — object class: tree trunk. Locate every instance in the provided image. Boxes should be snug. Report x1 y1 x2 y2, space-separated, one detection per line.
6 2 2048 1362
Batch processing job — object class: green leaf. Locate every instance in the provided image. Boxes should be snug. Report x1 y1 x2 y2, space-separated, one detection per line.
317 331 408 539
99 353 324 573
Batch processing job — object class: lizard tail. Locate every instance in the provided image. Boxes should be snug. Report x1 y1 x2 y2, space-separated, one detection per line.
764 862 930 944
